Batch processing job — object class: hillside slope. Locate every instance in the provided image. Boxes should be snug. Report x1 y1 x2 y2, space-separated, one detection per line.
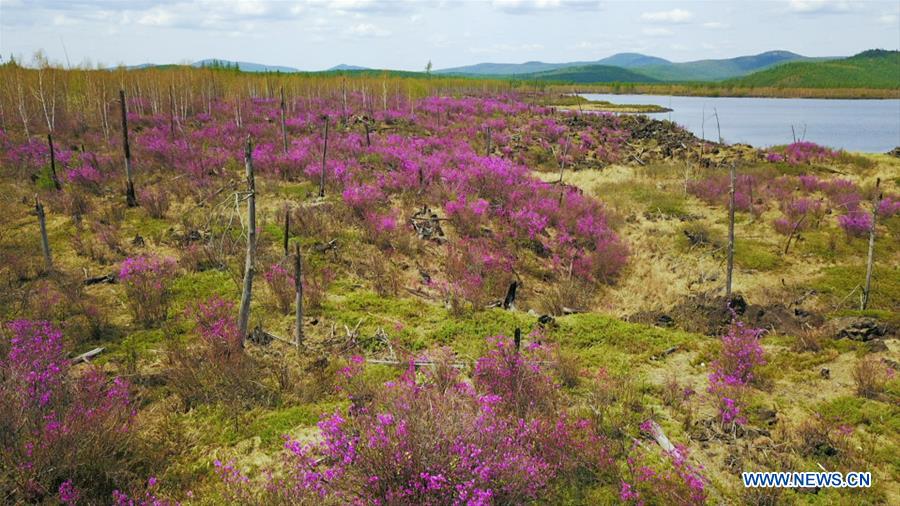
727 50 900 88
639 51 821 81
519 64 660 83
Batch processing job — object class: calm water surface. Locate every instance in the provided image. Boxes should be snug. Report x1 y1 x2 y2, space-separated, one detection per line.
580 93 900 153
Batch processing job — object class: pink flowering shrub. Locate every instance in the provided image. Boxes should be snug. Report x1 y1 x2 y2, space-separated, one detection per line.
0 321 134 503
767 142 840 166
217 338 617 504
119 255 177 325
264 262 294 314
443 238 515 310
707 318 766 426
139 186 171 219
619 435 707 506
836 212 872 238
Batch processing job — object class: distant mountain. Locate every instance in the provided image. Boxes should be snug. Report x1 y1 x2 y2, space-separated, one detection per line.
727 50 900 89
594 53 671 68
328 64 371 71
436 51 833 82
192 59 299 73
518 64 660 83
436 60 574 76
637 51 828 81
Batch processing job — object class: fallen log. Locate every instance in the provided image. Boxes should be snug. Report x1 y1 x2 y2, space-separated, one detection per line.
84 273 117 285
71 347 104 363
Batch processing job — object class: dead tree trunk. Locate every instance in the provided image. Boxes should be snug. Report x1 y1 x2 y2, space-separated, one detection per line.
364 120 371 147
294 243 304 350
35 197 52 271
280 87 288 155
119 89 137 207
46 133 61 190
726 163 736 299
318 115 329 198
283 207 290 257
238 137 257 345
861 179 881 310
485 126 492 156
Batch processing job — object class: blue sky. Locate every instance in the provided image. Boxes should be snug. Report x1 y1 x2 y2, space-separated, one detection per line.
1 0 898 70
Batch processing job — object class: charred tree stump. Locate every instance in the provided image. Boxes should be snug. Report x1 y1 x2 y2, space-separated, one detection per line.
726 163 736 299
46 133 61 190
238 136 257 345
502 281 518 310
119 89 137 207
283 207 291 258
319 115 329 198
294 243 304 350
35 197 52 271
280 87 288 155
862 179 881 310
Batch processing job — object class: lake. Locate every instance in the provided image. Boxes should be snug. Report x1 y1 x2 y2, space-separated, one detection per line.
579 93 900 153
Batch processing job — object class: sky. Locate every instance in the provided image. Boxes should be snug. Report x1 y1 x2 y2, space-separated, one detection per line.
1 0 898 71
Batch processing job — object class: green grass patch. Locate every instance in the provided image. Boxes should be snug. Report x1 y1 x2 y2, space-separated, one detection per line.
170 269 239 313
733 239 781 271
811 264 900 311
817 396 899 437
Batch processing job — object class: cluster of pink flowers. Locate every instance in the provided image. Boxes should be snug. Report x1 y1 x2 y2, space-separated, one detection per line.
217 338 620 504
766 141 840 166
1 320 134 503
119 255 177 325
707 318 766 426
619 436 707 505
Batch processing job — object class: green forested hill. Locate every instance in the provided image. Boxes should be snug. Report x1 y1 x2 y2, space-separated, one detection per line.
727 50 900 89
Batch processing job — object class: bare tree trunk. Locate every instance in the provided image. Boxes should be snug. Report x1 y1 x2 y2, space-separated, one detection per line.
35 197 52 271
238 137 257 344
283 206 290 257
319 116 329 198
364 120 371 147
485 126 492 157
280 87 288 155
726 163 736 299
47 133 61 190
119 89 137 207
861 179 881 310
294 243 304 350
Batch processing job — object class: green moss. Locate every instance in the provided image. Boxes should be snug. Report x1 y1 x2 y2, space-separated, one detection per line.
812 264 900 311
817 396 899 437
277 181 315 200
170 270 238 313
733 239 781 271
628 186 690 219
552 313 700 367
797 228 868 261
245 400 347 446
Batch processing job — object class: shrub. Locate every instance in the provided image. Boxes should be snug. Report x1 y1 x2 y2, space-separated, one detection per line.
217 338 617 504
264 262 294 314
139 185 171 219
0 320 134 503
707 317 766 426
119 255 177 325
619 437 707 506
836 212 872 238
852 356 890 399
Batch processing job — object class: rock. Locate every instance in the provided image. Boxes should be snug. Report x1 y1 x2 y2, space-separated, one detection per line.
831 317 888 341
887 146 900 158
656 314 675 327
867 339 888 353
537 314 556 326
820 368 830 379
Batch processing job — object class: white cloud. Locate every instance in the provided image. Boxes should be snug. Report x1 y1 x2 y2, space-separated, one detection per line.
702 21 728 29
468 42 545 54
787 0 857 15
642 27 674 37
345 23 391 37
640 8 693 23
492 0 601 15
137 7 175 27
877 13 898 25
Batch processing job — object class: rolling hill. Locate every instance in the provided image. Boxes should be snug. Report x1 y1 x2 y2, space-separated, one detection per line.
517 64 660 83
435 51 823 81
192 59 299 72
727 50 900 89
